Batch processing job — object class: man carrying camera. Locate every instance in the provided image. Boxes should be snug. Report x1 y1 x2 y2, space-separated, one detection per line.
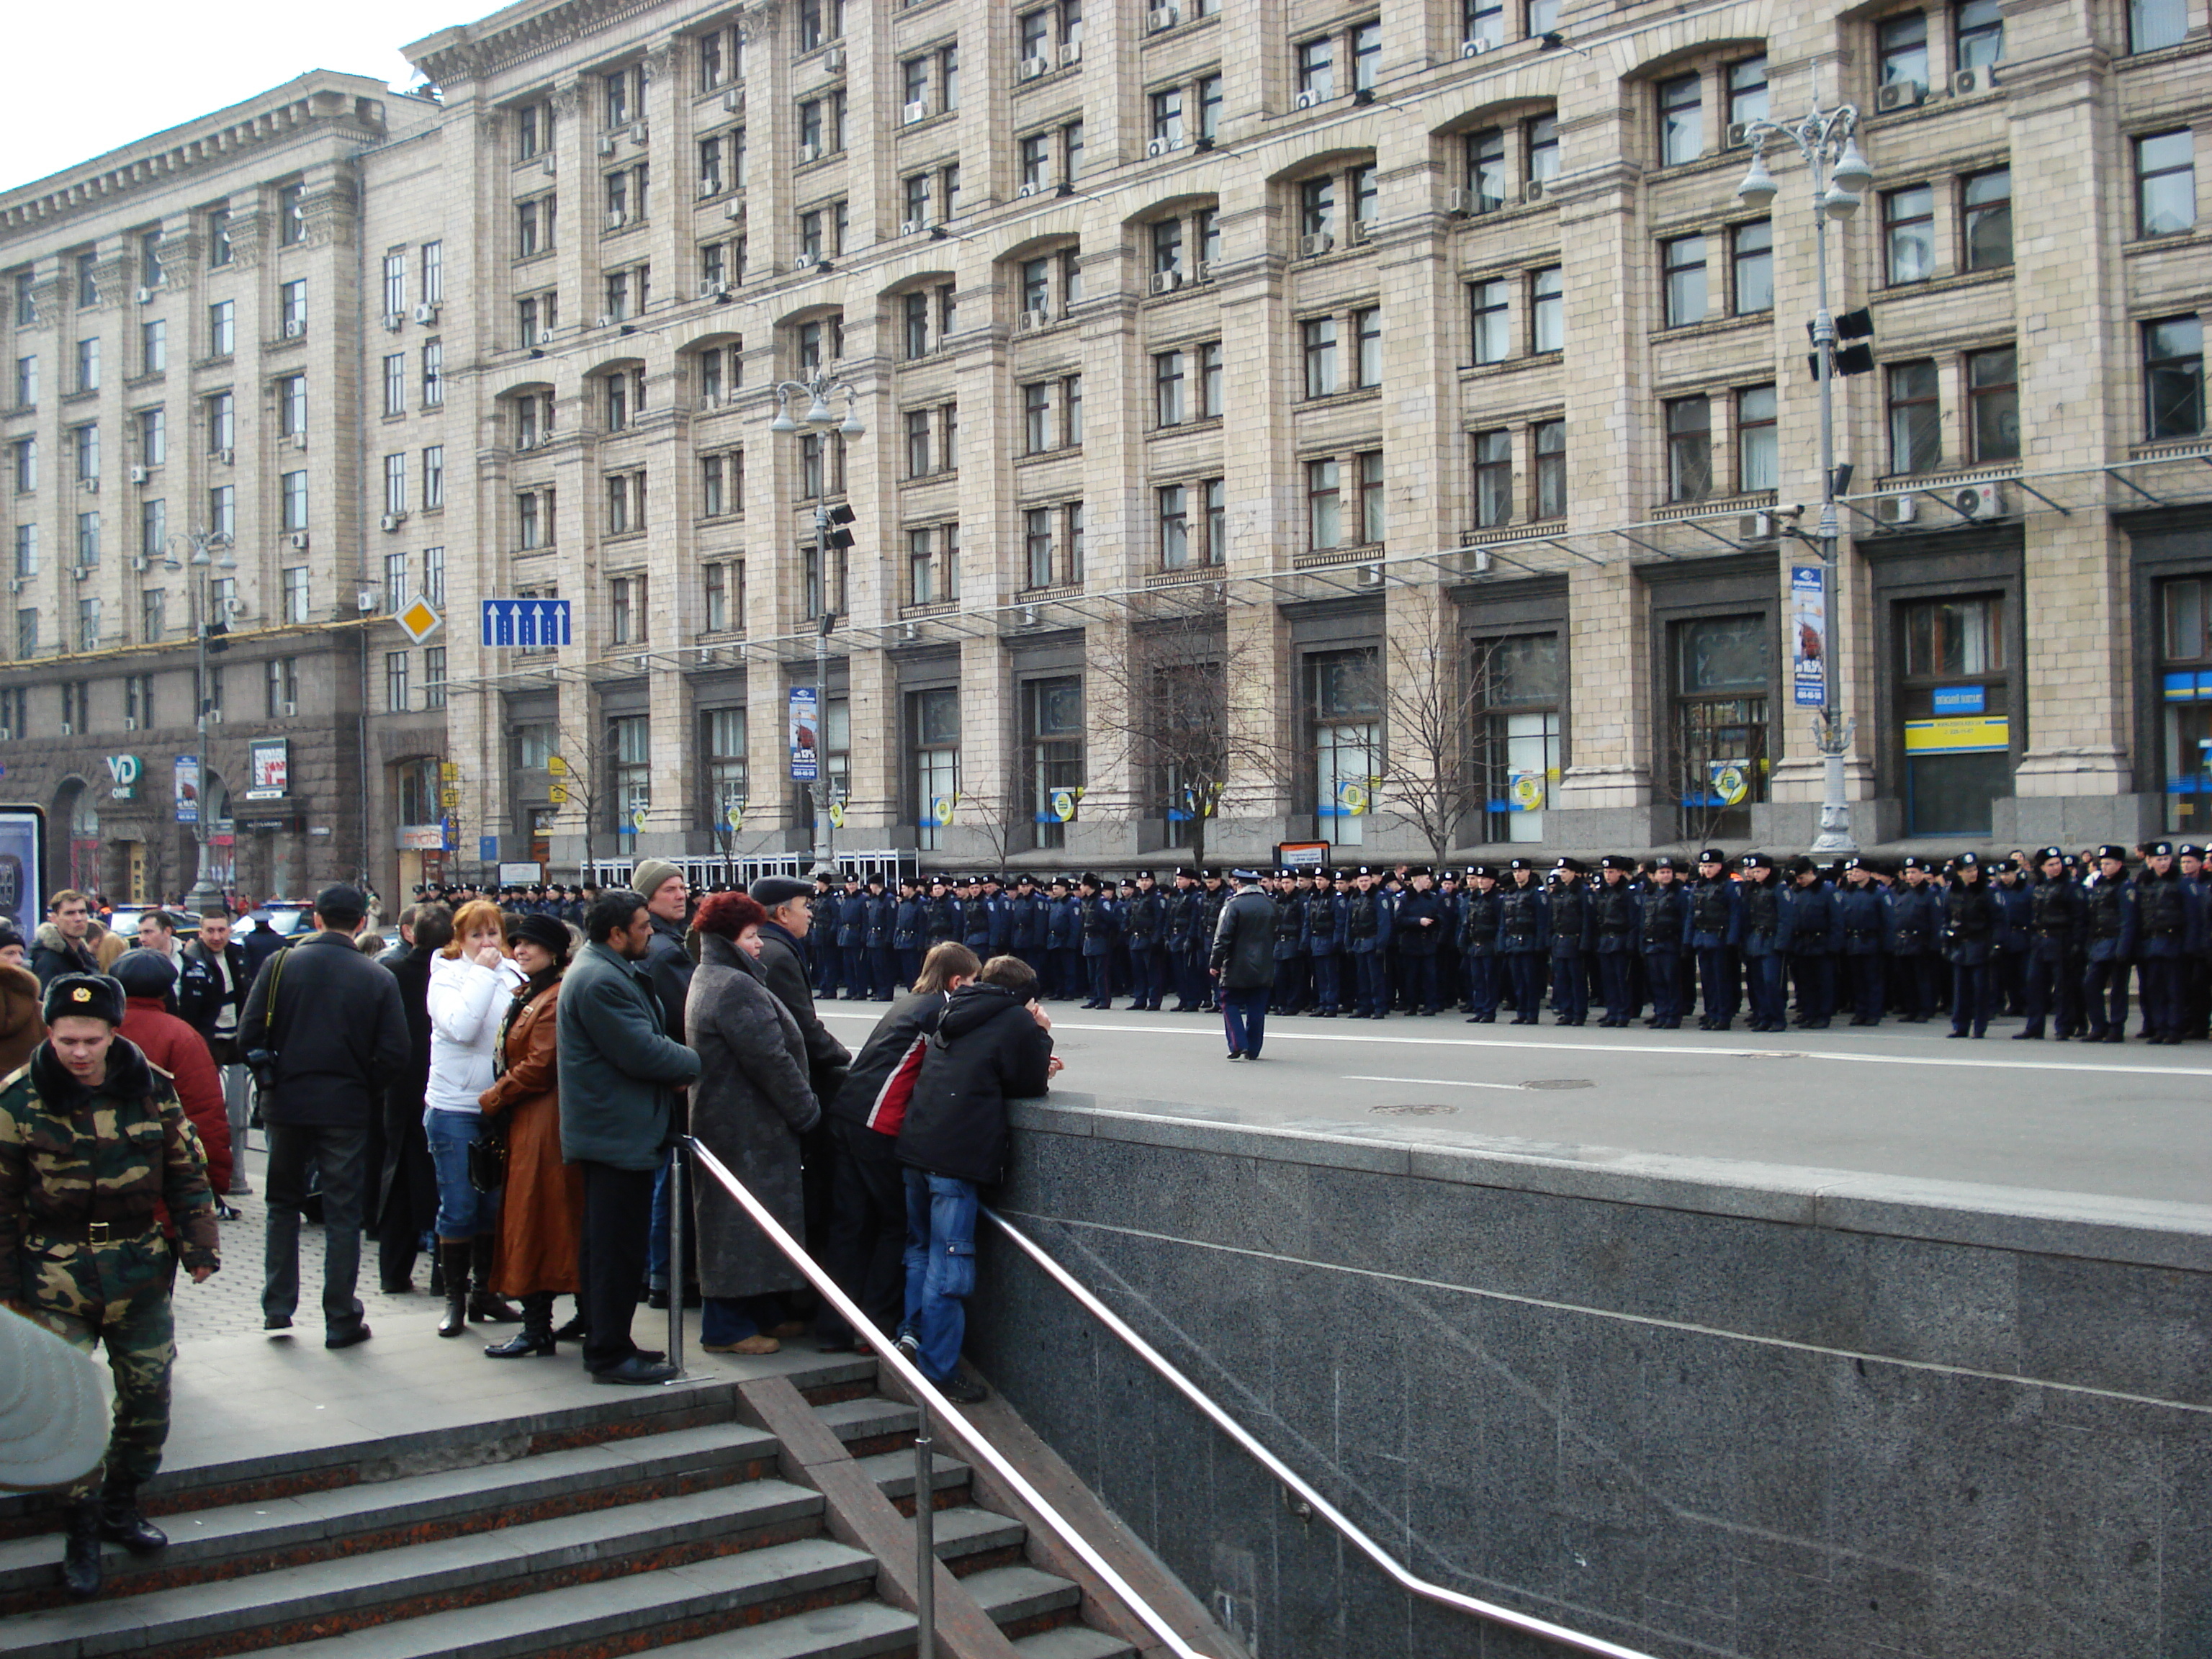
238 886 409 1349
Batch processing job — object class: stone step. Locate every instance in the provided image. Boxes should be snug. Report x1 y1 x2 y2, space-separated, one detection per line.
244 1537 886 1659
0 1480 828 1659
1007 1627 1141 1659
923 1503 1028 1575
853 1447 971 1512
0 1420 781 1614
810 1395 920 1457
962 1563 1087 1640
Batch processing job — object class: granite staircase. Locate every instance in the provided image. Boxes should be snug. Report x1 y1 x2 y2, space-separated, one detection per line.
0 1359 1144 1659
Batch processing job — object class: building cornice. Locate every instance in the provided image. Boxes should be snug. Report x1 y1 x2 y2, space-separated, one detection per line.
408 0 779 90
0 76 395 238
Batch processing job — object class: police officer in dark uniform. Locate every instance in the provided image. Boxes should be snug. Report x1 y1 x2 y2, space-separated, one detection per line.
1942 853 2001 1038
862 874 897 1000
2131 840 2196 1043
1638 856 1691 1028
1007 874 1045 981
892 876 926 992
1497 858 1550 1025
1591 856 1641 1027
1125 871 1169 1011
1546 858 1593 1025
1837 858 1889 1025
1306 870 1344 1017
1044 877 1081 999
1886 856 1941 1022
1342 868 1390 1018
1685 848 1742 1030
1784 858 1842 1028
1460 866 1503 1022
2080 845 2136 1043
834 873 868 998
1394 868 1445 1015
1737 853 1792 1033
1078 874 1118 1008
2017 846 2084 1040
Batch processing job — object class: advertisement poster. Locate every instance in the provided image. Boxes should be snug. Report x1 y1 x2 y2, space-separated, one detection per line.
1791 565 1826 709
174 755 201 824
248 737 289 800
0 808 45 938
788 687 819 782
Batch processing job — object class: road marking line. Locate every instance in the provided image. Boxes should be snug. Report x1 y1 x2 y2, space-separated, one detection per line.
816 1007 2212 1080
1344 1074 1532 1091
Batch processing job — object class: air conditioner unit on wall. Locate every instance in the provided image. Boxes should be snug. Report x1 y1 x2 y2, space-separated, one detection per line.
1295 89 1324 110
1875 80 1925 112
723 87 745 114
281 701 297 717
384 313 405 332
1462 37 1493 57
1301 232 1334 257
1151 269 1183 295
820 45 845 75
1148 6 1181 32
1950 66 1997 96
1876 493 1917 525
413 303 439 324
1953 481 2005 520
1020 56 1050 80
289 532 310 550
903 101 929 125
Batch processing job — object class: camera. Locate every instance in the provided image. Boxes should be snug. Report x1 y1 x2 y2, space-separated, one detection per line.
244 1048 280 1086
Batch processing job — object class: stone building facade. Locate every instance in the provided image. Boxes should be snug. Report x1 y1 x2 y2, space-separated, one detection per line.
6 0 2212 896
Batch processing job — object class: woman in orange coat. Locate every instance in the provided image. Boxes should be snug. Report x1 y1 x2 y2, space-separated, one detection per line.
475 913 582 1357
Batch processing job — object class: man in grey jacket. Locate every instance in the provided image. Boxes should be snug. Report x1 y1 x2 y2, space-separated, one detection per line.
558 890 701 1384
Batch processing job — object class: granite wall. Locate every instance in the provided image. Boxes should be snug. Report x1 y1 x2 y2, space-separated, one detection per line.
967 1097 2212 1659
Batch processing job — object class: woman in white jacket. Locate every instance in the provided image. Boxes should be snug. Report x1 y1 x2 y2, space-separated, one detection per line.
426 899 526 1336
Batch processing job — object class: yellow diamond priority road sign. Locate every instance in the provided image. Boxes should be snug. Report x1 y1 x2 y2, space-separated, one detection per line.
395 599 444 644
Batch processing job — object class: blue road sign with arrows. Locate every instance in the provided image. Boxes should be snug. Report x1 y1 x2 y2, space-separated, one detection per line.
480 598 574 649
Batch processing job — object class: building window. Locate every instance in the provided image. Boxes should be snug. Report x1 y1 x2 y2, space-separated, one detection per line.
73 424 97 483
609 575 643 643
1665 395 1712 500
13 356 35 408
78 598 101 652
1732 220 1773 313
1534 419 1567 518
605 471 646 534
1938 173 2005 279
1468 277 1510 364
1467 128 1507 213
1728 57 1769 128
1159 483 1191 567
2132 0 2189 50
424 647 446 709
423 446 444 510
2139 131 2196 237
907 523 959 606
701 452 737 517
1310 648 1381 847
10 439 34 495
610 714 651 842
209 300 234 357
1354 307 1382 388
207 210 233 266
385 550 411 610
282 567 310 624
384 453 407 516
280 279 307 336
138 408 165 467
13 525 36 580
206 392 233 453
1878 12 1930 87
140 498 166 562
1474 631 1563 844
281 471 307 533
1738 385 1779 491
1887 359 1943 472
277 182 307 244
382 354 405 417
603 64 639 127
1954 0 2003 68
1307 458 1344 548
422 340 443 406
382 252 407 319
1022 677 1083 850
386 652 410 713
910 688 959 852
278 375 307 437
141 320 166 376
2144 316 2203 439
14 611 32 659
1897 594 2008 833
1966 346 2018 462
1663 235 1708 327
1527 114 1560 182
1303 316 1340 395
1296 35 1335 101
1473 429 1514 528
1659 74 1703 166
207 483 234 541
73 513 96 568
424 545 445 607
1672 614 1769 840
1884 186 1936 284
76 338 99 395
518 489 547 548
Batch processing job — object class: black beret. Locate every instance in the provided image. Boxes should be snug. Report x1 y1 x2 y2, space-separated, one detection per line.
111 950 177 999
508 913 573 957
43 974 125 1027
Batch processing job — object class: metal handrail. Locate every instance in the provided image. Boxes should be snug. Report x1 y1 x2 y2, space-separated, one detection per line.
680 1137 1215 1659
983 1206 1664 1659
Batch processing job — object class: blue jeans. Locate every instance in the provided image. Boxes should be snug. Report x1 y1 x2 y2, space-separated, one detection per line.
902 1171 979 1384
703 1293 785 1346
1220 987 1269 1057
424 1109 496 1239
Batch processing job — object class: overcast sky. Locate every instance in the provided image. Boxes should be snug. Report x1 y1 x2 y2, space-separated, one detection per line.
3 0 485 193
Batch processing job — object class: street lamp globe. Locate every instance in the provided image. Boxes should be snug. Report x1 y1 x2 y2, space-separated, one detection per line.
1830 137 1875 193
768 400 800 434
802 390 836 426
1822 182 1863 220
1736 150 1779 209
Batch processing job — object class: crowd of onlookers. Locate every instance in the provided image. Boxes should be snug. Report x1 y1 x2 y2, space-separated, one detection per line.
4 862 1062 1409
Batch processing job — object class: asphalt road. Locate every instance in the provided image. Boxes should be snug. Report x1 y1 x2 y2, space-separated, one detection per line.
816 999 2212 1209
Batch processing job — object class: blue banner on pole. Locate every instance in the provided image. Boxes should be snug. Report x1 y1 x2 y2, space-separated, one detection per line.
480 598 573 649
1790 565 1826 709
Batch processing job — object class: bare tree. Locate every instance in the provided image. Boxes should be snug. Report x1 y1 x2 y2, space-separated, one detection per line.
546 715 614 880
1087 595 1277 873
1366 611 1491 865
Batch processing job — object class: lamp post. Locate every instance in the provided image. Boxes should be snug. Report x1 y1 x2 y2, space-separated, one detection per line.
1735 107 1874 857
161 525 238 908
768 367 865 871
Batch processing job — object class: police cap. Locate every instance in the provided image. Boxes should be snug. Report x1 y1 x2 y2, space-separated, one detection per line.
2148 840 2175 858
1740 852 1774 871
1697 847 1727 865
2096 844 2130 863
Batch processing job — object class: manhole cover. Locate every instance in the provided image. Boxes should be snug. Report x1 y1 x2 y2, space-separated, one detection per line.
1737 1051 1808 1060
1370 1103 1461 1116
1521 1079 1596 1091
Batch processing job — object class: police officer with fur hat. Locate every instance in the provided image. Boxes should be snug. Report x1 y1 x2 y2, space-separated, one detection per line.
0 973 218 1598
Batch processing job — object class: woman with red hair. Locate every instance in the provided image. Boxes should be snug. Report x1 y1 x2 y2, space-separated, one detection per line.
684 891 822 1354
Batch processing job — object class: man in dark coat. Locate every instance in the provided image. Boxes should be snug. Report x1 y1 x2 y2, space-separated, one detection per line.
31 891 102 987
557 891 701 1384
630 858 698 1311
238 885 410 1349
749 875 855 1263
1210 869 1278 1061
894 955 1055 1402
372 904 448 1295
178 907 253 1194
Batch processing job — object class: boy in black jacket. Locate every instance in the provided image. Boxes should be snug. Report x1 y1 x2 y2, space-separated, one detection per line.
893 955 1058 1402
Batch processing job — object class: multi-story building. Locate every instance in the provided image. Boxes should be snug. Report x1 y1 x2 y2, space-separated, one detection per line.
6 0 2211 899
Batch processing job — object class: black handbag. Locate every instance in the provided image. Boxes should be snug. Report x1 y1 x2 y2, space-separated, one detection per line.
467 1117 508 1193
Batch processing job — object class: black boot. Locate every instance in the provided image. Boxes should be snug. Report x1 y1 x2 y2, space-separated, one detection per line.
98 1480 167 1553
485 1290 557 1358
469 1234 523 1323
62 1497 103 1599
552 1299 588 1343
437 1239 470 1338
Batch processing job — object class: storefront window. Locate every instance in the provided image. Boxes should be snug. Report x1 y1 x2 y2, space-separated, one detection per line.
1474 633 1562 845
910 687 959 851
609 714 650 846
2160 577 2212 833
1897 595 2009 835
1022 677 1083 850
1672 613 1769 840
1309 648 1380 845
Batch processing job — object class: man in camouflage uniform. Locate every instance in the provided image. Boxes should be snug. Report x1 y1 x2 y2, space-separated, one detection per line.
0 972 218 1599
